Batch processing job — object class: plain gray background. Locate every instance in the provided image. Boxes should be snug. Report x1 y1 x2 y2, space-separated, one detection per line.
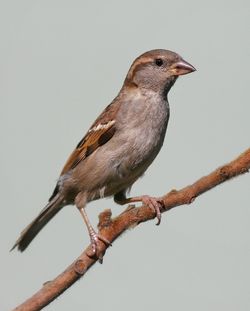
1 1 249 310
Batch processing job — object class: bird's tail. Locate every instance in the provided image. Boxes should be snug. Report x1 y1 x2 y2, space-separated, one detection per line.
11 194 64 252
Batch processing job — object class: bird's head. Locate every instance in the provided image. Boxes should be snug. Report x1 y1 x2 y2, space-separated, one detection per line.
124 49 196 97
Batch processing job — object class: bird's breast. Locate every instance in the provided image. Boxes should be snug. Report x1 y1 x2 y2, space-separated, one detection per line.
113 91 170 178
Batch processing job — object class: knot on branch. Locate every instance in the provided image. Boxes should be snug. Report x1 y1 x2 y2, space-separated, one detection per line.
187 195 196 204
98 209 112 230
74 259 87 275
219 165 231 180
239 167 249 174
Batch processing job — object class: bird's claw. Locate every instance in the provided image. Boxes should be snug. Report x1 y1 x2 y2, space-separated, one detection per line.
140 195 163 225
89 230 112 262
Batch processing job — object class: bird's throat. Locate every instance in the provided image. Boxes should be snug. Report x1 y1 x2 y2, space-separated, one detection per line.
162 76 178 100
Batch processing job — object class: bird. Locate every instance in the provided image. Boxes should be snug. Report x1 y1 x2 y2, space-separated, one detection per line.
11 49 195 256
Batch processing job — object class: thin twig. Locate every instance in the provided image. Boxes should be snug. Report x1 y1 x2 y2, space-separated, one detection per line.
13 148 250 311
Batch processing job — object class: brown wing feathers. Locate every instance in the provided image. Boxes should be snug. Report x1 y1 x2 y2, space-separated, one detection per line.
60 120 116 175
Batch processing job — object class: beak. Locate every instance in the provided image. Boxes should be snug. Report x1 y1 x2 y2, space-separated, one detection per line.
170 59 196 76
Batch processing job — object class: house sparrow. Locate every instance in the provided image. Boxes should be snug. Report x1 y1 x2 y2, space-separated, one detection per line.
12 49 195 256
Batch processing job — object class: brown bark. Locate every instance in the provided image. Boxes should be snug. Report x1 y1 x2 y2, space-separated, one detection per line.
13 148 250 311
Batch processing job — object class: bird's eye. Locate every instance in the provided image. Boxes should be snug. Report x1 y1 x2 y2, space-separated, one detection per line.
155 58 164 67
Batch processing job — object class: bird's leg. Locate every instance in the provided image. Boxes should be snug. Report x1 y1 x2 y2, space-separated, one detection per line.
114 191 163 225
79 208 111 255
75 193 111 257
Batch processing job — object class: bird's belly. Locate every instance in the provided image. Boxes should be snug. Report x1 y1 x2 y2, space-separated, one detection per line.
98 119 168 197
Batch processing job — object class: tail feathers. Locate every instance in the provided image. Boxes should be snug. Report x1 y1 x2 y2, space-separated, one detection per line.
11 195 64 252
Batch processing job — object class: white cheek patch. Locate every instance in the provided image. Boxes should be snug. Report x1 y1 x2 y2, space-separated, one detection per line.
89 120 115 133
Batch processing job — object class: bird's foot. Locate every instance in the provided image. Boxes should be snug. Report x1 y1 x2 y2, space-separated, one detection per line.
88 228 112 262
117 194 164 225
139 195 163 225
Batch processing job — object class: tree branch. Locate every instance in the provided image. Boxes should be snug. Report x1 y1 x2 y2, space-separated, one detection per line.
13 148 250 311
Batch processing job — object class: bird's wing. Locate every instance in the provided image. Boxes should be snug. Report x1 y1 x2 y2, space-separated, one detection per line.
60 101 119 176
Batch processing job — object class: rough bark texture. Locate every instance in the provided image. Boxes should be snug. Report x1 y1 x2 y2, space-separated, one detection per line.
13 148 250 311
